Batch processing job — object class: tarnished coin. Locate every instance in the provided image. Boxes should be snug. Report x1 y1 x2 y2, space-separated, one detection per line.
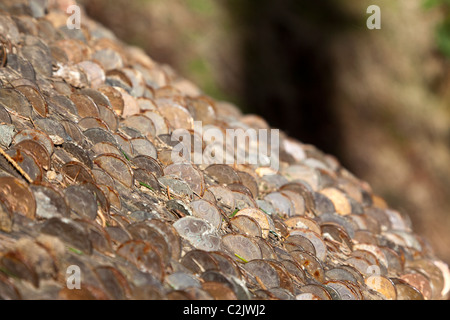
400 272 432 300
41 217 92 254
289 228 327 262
285 216 321 235
230 215 262 238
13 129 54 156
234 207 270 238
61 161 96 185
243 259 281 290
364 275 397 300
299 284 332 300
64 185 98 220
206 186 235 214
290 250 325 283
14 139 51 170
117 240 164 282
142 111 169 135
5 147 43 182
173 216 221 252
324 280 359 300
0 88 32 118
31 184 69 219
83 127 118 146
0 176 36 219
78 117 110 131
98 86 124 116
164 163 205 196
180 250 219 274
319 187 352 216
94 153 134 188
391 278 424 300
190 199 222 230
130 137 157 159
15 85 48 117
284 234 316 256
132 155 163 178
221 234 262 263
157 100 193 130
264 192 295 218
204 164 241 186
202 281 237 300
70 93 100 118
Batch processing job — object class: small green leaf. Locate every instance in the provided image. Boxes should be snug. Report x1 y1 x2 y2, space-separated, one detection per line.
67 247 84 255
121 149 130 161
234 253 248 263
229 208 239 218
139 181 154 191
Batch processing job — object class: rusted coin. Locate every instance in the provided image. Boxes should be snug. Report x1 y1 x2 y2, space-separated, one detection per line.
14 139 50 170
290 250 325 283
13 129 54 156
5 147 43 182
0 88 32 118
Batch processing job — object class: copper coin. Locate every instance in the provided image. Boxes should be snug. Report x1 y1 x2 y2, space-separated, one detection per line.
0 176 36 219
94 153 134 188
14 139 51 170
61 161 96 185
400 272 432 300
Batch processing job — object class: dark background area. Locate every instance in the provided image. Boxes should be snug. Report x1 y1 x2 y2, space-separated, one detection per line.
80 0 450 265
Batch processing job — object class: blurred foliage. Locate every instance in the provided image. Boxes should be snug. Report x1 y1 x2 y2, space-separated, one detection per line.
424 0 450 58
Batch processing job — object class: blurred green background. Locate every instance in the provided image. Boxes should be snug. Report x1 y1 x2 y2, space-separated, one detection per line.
80 0 450 265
